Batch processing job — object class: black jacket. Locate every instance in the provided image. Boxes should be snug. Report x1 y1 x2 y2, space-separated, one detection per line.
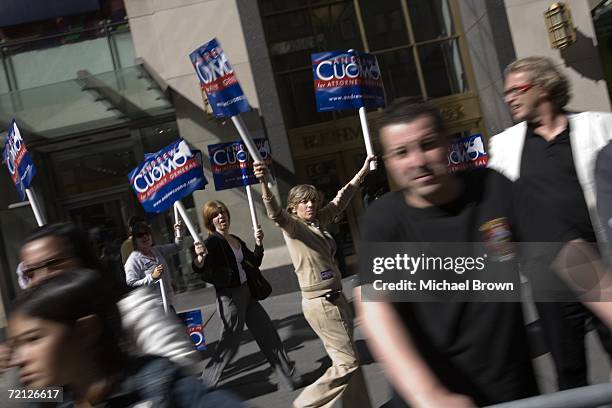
192 232 263 288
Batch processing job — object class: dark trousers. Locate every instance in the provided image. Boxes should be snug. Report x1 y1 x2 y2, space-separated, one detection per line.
202 284 295 388
536 301 612 390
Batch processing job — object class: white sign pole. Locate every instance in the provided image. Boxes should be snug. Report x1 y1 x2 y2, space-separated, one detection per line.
25 188 46 226
358 107 377 171
245 185 259 232
174 201 200 243
174 203 180 226
231 116 263 163
159 278 169 314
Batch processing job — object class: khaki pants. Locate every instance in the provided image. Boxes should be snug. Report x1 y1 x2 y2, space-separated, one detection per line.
294 293 372 408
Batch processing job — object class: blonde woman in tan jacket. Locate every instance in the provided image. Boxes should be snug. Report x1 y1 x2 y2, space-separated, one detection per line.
254 157 374 408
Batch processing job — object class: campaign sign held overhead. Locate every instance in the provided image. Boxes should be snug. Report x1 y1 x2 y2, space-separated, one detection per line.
189 38 250 118
447 134 488 173
208 138 273 191
312 50 385 112
129 139 207 214
177 309 207 351
2 120 36 201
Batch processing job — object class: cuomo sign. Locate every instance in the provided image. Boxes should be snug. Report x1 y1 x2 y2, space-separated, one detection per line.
129 139 207 213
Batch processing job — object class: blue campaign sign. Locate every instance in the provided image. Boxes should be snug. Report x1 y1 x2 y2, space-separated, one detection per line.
312 50 386 112
128 138 208 214
208 138 273 191
189 38 251 118
447 134 488 173
177 309 207 351
2 120 36 201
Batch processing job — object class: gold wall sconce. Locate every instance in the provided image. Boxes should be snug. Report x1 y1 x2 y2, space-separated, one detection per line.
544 3 577 49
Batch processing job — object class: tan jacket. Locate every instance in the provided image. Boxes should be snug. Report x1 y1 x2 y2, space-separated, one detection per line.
263 184 358 299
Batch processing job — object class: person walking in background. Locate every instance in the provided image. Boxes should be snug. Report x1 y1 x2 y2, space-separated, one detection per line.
489 56 612 390
7 268 243 407
124 220 183 311
254 157 374 408
121 215 146 265
192 200 298 391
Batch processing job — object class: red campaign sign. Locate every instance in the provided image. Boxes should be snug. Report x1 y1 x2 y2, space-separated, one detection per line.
201 73 239 94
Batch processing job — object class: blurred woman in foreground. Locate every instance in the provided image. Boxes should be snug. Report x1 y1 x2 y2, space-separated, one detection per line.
8 268 243 407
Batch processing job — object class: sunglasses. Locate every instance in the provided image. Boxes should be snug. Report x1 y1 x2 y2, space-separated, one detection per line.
22 256 74 278
504 83 533 98
135 231 151 238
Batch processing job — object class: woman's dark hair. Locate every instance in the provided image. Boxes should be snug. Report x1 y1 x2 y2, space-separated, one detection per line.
22 223 100 271
127 216 146 235
130 221 152 247
10 268 127 368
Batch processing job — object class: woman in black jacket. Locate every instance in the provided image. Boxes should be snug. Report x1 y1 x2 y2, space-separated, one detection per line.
192 200 298 391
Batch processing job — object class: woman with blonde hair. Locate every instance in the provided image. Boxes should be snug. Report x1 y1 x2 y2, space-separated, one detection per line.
192 200 298 390
254 157 374 408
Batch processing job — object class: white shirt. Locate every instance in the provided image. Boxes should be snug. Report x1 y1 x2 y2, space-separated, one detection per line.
230 244 248 284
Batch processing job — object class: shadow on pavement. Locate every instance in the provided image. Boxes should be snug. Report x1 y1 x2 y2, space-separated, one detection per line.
201 302 378 401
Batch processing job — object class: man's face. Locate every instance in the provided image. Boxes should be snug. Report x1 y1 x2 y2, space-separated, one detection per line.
380 115 449 197
504 71 544 122
20 237 80 287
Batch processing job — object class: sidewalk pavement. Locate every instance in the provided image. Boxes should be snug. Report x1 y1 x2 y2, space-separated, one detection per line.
174 276 390 407
174 276 612 407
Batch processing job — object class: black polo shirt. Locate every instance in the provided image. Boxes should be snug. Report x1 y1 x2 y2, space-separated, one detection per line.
514 124 595 243
360 169 538 406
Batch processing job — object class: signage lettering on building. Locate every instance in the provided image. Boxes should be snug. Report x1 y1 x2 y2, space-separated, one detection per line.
303 127 361 150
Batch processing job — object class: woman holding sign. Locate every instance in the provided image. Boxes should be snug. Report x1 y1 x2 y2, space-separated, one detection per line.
124 221 183 312
192 200 298 391
254 157 374 408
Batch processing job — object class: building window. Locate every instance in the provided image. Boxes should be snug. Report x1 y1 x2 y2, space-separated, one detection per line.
259 0 470 129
